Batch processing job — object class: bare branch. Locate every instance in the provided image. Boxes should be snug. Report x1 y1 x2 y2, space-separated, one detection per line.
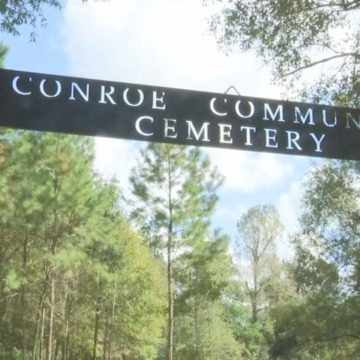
283 52 360 77
309 0 360 12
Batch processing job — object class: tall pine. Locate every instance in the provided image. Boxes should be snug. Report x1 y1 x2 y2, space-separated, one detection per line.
129 143 223 360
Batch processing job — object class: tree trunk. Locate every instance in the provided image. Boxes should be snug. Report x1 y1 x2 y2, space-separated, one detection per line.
33 273 48 360
102 320 108 360
40 302 46 360
21 230 29 360
167 235 174 360
47 274 55 360
0 231 8 321
166 155 175 360
92 304 100 360
206 303 213 359
32 308 41 360
108 282 117 360
63 284 71 360
252 263 258 322
54 340 60 360
194 289 200 359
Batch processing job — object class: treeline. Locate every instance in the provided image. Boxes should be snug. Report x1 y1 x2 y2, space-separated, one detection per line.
0 130 359 359
0 132 165 359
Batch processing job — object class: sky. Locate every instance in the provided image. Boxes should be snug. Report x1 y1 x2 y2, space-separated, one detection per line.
1 0 323 259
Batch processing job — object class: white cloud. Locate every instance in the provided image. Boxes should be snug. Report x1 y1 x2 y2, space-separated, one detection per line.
277 180 303 233
206 148 294 193
62 0 282 97
215 202 248 223
276 180 304 259
93 138 142 194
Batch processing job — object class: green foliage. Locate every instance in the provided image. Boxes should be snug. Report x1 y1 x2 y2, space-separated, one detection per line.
236 204 283 261
222 300 273 360
291 245 339 295
270 292 360 359
209 5 360 354
301 161 360 270
175 230 243 359
210 0 360 103
0 134 247 359
130 144 223 250
236 204 283 322
0 42 7 66
3 268 22 291
130 143 244 359
174 301 244 360
211 0 343 75
0 0 105 40
0 0 61 39
0 131 166 359
269 160 360 359
177 230 233 301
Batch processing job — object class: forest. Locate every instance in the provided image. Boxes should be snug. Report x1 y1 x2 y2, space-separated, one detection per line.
1 0 360 359
0 130 359 359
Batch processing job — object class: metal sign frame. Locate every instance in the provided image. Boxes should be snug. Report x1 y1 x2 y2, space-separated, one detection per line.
1 69 359 160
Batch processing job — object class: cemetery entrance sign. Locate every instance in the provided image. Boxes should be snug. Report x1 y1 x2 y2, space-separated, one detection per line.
0 69 359 160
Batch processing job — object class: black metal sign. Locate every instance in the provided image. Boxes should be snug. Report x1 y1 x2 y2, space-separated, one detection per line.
0 69 359 160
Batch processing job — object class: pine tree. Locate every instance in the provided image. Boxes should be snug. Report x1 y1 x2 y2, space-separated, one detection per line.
175 230 243 359
129 143 223 360
0 132 167 359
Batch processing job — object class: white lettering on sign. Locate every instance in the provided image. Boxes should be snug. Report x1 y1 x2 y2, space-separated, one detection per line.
99 85 116 105
218 123 233 144
310 133 326 152
235 100 255 118
40 79 61 98
264 128 279 148
286 131 302 151
186 121 210 142
263 103 285 122
135 116 154 137
69 83 89 102
8 70 360 160
12 76 32 95
240 126 256 146
123 88 144 107
294 107 314 126
164 118 177 139
322 109 337 127
152 91 166 110
210 98 228 117
346 112 360 130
